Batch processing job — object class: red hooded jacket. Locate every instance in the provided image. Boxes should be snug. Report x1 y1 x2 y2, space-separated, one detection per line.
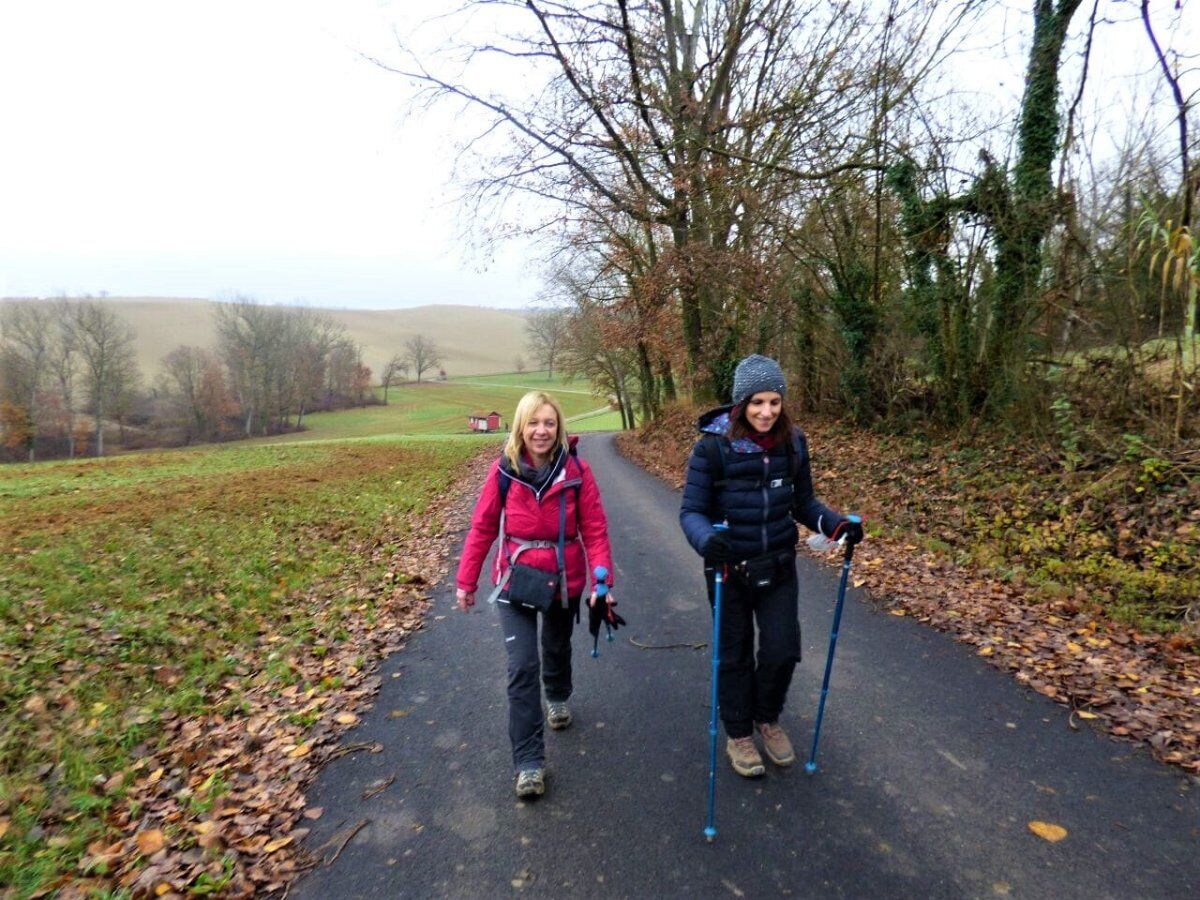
456 437 614 599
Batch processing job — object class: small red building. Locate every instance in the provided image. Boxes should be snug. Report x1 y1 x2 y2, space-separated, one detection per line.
468 411 503 433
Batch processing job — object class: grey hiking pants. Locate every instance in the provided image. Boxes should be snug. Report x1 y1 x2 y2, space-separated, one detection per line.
497 596 579 771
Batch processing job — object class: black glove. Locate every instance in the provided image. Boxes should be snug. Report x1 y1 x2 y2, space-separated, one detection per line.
588 592 626 638
703 532 735 562
831 517 865 546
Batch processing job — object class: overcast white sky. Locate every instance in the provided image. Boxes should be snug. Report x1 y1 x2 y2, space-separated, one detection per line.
0 1 1193 310
0 0 545 309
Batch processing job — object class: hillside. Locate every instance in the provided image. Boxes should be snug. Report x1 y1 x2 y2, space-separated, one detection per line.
1 296 531 379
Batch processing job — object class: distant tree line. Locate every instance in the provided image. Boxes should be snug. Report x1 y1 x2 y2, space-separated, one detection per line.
0 297 386 461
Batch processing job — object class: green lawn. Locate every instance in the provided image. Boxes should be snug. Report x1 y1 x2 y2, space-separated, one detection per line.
451 369 593 393
258 372 622 444
0 437 481 894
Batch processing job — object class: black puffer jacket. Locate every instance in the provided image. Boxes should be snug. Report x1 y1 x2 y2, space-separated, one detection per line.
679 406 841 561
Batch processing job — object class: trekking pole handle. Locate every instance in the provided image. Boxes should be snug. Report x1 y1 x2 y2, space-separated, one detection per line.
712 522 730 578
842 515 861 563
593 566 609 598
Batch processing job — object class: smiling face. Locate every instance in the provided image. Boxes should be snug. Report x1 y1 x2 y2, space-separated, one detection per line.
744 391 782 434
522 403 559 463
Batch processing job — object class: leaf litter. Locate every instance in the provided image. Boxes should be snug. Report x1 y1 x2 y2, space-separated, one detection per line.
4 443 496 897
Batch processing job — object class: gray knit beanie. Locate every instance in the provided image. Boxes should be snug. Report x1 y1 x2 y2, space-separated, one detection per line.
731 354 786 405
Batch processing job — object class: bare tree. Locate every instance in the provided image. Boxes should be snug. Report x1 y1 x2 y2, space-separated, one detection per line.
162 346 228 442
325 338 363 404
404 334 442 383
48 299 80 458
392 1 973 399
215 296 273 436
525 308 568 378
1139 0 1198 338
0 302 54 460
380 353 409 404
71 299 139 456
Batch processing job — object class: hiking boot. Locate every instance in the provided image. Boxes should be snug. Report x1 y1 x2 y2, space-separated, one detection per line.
515 768 546 798
726 736 765 778
757 721 795 766
546 701 572 730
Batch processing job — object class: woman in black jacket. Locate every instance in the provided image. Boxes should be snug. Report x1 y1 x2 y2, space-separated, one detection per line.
679 355 863 777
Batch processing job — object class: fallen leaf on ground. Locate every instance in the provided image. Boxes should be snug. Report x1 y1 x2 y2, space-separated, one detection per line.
1027 821 1067 842
264 835 294 853
136 829 165 855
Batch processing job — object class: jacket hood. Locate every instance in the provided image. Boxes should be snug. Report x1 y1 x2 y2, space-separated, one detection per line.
697 404 735 435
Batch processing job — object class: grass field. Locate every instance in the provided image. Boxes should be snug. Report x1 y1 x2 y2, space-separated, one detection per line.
0 437 482 894
258 370 624 445
451 370 592 392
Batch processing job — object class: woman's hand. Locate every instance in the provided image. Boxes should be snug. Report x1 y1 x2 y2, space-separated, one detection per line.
456 588 476 611
589 589 615 609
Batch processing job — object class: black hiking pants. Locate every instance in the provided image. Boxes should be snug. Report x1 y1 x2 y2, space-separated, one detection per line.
497 596 579 771
706 557 801 739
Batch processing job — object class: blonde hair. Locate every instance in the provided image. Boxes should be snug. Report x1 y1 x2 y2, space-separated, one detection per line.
504 391 568 469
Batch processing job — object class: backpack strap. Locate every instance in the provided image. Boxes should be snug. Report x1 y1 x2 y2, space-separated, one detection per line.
498 465 512 506
701 433 727 488
785 429 801 482
703 431 802 496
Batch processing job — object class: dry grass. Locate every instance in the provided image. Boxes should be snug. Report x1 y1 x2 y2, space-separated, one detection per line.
1 297 531 379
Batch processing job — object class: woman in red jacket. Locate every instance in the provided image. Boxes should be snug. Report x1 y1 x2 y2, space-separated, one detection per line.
456 390 614 798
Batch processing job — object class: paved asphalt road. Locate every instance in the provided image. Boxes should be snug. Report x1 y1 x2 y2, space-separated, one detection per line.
294 433 1199 899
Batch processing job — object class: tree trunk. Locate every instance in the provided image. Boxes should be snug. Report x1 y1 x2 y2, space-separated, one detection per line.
660 359 677 404
985 0 1082 407
636 340 659 421
95 398 104 457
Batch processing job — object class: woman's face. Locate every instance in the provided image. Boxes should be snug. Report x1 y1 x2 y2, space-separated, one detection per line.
744 391 782 433
523 403 559 460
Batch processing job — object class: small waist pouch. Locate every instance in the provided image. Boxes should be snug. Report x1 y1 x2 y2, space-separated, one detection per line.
503 563 559 612
734 552 790 589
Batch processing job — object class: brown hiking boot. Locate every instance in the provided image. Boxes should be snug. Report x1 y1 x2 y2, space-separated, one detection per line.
726 736 766 777
757 721 795 766
546 701 572 730
515 768 546 798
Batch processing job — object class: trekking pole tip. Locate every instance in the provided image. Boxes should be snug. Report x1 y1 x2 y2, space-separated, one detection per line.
804 761 818 775
704 827 717 842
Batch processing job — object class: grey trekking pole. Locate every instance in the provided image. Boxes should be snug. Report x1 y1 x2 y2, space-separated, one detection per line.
703 523 729 842
805 515 862 774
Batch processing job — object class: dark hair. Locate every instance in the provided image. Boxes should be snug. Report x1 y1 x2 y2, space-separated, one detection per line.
729 400 793 444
